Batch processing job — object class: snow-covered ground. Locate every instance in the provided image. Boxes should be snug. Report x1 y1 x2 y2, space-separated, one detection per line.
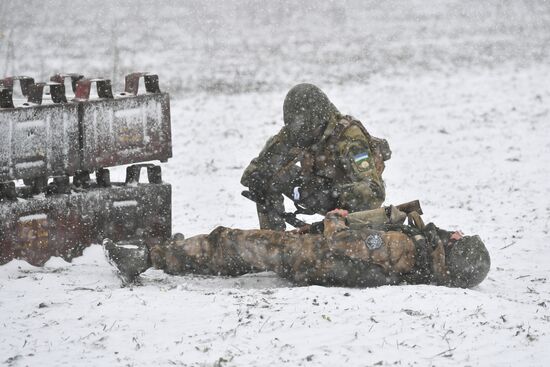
1 1 550 366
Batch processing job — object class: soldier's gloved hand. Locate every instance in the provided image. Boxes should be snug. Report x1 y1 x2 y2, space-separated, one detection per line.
323 208 349 236
246 170 270 200
241 160 267 187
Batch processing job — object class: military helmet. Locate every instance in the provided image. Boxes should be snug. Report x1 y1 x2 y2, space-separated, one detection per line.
446 235 490 288
282 83 340 148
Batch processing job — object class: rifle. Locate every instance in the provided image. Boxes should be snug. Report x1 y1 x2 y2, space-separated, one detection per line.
395 200 423 215
394 200 424 229
346 200 423 229
241 190 308 228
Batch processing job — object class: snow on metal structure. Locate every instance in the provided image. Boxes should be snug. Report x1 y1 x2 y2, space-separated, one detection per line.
0 73 172 266
0 180 171 266
0 77 80 184
76 73 172 172
0 72 171 184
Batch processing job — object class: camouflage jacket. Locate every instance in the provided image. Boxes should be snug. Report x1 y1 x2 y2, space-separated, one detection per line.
241 115 391 213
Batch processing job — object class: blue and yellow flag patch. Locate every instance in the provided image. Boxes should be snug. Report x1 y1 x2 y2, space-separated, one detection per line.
353 152 369 163
353 151 371 171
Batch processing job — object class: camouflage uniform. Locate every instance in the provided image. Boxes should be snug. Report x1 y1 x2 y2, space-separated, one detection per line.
242 84 391 231
148 211 490 288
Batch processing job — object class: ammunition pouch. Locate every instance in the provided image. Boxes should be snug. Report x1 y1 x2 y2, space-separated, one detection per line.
347 205 406 230
371 137 392 161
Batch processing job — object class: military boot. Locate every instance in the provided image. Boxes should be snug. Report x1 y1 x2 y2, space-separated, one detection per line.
103 238 151 285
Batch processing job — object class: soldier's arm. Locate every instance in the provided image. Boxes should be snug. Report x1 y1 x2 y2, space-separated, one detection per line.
322 209 349 236
240 126 302 192
335 126 386 211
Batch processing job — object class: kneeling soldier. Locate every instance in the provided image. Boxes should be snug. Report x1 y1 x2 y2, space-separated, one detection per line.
241 83 391 231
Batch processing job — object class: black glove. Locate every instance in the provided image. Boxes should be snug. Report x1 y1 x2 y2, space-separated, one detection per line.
245 170 270 202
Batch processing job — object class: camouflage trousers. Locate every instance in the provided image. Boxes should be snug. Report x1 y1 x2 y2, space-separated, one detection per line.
149 226 430 287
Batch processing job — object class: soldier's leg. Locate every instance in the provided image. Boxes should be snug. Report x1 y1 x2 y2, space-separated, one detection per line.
257 165 303 231
257 194 286 231
150 227 293 276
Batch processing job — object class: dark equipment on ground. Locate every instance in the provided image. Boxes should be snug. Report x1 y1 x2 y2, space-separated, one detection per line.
0 72 172 266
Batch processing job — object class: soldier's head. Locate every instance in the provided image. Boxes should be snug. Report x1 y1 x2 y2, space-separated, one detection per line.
283 83 340 148
445 235 490 288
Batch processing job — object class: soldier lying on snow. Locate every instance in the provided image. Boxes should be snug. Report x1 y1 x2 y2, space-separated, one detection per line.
104 204 490 289
241 83 391 231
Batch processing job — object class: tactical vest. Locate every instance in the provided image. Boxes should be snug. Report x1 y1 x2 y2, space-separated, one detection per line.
382 222 450 285
300 115 387 186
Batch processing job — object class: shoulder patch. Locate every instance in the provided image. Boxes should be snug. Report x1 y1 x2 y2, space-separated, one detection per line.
353 151 369 163
337 117 352 127
365 233 383 250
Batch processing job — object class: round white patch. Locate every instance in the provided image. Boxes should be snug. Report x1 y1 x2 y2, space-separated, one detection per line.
366 233 383 250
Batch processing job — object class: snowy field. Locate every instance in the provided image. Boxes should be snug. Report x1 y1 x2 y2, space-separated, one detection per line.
1 1 550 366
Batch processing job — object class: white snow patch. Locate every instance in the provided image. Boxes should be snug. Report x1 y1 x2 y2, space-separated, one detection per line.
14 119 45 130
117 244 139 250
14 161 45 170
113 200 138 207
17 213 47 222
43 256 71 269
114 107 141 120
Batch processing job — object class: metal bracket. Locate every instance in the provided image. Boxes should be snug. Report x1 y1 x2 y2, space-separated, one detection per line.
124 72 161 95
125 164 162 185
96 168 111 188
1 76 35 96
50 73 84 97
0 182 17 201
74 78 114 100
27 82 67 105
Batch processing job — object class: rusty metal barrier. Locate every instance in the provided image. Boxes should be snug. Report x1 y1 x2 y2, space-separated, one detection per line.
0 72 173 266
0 77 80 183
0 72 172 186
76 73 172 173
0 169 171 266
